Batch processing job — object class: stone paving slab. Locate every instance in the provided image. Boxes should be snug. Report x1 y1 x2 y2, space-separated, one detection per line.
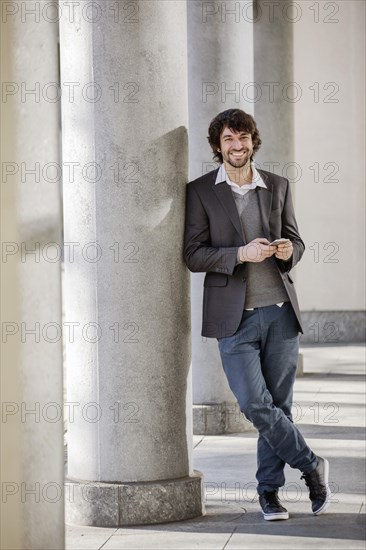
103 532 231 550
226 534 365 550
66 525 117 550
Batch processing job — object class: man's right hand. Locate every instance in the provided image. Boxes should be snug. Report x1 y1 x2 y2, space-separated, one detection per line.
238 238 277 263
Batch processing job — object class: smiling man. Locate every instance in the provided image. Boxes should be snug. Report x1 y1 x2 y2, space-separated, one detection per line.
184 109 331 520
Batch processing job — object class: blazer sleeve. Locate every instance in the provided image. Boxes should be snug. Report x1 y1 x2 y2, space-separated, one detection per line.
275 179 305 273
183 184 239 274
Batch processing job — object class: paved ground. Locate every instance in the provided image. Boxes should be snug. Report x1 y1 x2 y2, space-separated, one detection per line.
66 345 366 550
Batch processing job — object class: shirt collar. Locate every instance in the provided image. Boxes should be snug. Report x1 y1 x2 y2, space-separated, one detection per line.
215 161 267 194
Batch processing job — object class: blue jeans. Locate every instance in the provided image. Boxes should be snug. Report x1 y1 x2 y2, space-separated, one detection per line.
217 302 317 494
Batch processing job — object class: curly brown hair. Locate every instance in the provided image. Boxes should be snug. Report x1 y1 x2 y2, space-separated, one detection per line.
207 109 262 163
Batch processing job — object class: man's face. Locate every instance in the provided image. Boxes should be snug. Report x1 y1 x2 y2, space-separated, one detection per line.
218 127 253 169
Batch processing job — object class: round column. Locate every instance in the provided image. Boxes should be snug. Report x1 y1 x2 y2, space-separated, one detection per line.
1 5 64 549
254 0 303 374
187 0 255 434
59 0 203 526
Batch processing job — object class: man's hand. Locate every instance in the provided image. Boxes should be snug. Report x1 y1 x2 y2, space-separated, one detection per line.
274 240 293 261
239 238 277 263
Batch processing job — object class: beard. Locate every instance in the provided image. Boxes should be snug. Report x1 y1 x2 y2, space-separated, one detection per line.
225 151 252 169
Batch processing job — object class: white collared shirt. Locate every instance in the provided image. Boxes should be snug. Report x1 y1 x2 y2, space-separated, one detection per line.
214 160 267 195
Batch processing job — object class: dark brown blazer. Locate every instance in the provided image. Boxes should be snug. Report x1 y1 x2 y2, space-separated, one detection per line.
183 167 305 338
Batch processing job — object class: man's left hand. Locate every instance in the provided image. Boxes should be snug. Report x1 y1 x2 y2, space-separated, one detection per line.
275 240 293 261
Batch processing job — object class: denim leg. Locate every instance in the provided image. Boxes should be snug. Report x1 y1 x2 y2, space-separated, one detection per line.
217 305 317 494
256 303 302 493
257 435 285 492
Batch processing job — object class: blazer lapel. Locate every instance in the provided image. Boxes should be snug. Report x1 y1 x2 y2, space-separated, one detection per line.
212 179 246 242
256 169 273 240
211 168 274 243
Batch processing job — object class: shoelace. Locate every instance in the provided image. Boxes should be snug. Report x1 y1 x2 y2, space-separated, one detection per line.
300 471 326 500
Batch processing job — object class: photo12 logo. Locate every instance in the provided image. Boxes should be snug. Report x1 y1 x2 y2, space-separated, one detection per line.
201 81 340 104
201 2 340 24
1 81 140 104
1 2 139 25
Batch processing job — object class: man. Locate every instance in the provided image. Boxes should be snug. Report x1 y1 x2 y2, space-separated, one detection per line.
184 108 331 521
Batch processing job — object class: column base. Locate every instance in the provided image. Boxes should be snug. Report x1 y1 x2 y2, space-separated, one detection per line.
65 471 204 526
193 402 255 435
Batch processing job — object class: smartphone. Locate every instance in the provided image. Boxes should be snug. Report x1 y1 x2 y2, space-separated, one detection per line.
269 238 290 246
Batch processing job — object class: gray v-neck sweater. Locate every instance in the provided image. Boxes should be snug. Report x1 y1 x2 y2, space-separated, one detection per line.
232 189 289 309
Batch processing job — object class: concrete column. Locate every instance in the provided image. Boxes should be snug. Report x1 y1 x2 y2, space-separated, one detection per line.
0 4 64 549
253 1 303 374
187 1 255 434
59 0 203 526
253 0 295 172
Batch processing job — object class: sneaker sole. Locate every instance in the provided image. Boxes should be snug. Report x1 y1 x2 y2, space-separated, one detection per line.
263 512 289 521
314 457 331 515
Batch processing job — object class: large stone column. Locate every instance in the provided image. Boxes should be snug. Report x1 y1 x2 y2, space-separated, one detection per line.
253 1 302 375
187 1 255 434
1 3 64 549
59 0 203 526
253 0 295 170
